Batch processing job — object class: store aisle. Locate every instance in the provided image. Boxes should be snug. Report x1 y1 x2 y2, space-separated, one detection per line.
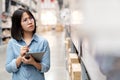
0 30 69 80
39 30 69 80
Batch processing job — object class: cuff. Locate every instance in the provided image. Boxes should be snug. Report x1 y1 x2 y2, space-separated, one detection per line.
11 59 19 72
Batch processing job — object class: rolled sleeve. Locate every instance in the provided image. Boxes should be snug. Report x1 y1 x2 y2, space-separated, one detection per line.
40 40 50 73
6 59 18 73
41 63 50 73
6 40 19 73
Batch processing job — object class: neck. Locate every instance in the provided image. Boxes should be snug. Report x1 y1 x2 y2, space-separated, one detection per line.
23 32 33 45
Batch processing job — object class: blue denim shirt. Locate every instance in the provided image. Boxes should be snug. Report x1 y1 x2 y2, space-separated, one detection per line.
6 34 50 80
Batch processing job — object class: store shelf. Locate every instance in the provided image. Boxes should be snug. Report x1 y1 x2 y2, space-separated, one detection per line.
0 21 11 44
11 0 37 13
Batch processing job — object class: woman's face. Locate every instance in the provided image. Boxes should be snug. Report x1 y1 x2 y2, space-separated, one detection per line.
21 12 35 33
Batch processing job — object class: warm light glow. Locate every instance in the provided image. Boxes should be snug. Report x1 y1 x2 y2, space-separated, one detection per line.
41 10 57 25
71 10 83 24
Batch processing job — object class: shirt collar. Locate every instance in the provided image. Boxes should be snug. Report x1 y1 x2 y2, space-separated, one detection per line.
32 33 39 42
20 33 38 42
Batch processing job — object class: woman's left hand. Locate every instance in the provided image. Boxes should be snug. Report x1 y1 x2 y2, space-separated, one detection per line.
22 55 36 65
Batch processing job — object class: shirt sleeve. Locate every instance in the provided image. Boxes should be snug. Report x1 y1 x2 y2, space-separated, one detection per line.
5 40 19 73
40 39 50 73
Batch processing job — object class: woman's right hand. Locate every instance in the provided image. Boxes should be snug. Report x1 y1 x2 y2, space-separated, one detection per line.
20 46 29 57
16 46 29 68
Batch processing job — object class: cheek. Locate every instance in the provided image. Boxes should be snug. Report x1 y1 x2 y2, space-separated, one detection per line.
21 22 23 28
21 23 26 30
32 21 35 25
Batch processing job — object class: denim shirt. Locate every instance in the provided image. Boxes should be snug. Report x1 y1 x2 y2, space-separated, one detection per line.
5 34 50 80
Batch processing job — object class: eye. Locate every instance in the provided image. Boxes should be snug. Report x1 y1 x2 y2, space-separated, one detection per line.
29 16 33 20
23 18 27 22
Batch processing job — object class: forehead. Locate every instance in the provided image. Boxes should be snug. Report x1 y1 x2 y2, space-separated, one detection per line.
22 12 31 18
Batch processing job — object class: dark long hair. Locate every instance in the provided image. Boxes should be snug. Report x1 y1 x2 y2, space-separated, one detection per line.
11 8 36 40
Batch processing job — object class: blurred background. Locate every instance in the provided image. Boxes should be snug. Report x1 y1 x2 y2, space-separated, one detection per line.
1 0 120 80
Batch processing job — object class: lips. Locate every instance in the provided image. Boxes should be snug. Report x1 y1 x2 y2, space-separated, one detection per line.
27 25 35 31
28 25 34 28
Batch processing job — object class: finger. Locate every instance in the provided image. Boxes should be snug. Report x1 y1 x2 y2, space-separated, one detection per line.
21 57 25 62
20 46 25 50
21 46 28 50
22 57 27 62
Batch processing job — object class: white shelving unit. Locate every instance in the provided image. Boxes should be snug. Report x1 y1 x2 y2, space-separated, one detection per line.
0 0 2 45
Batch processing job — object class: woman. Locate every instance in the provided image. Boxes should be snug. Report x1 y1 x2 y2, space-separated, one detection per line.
5 8 50 80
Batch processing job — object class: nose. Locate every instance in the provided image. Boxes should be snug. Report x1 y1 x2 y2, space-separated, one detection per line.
27 18 32 24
